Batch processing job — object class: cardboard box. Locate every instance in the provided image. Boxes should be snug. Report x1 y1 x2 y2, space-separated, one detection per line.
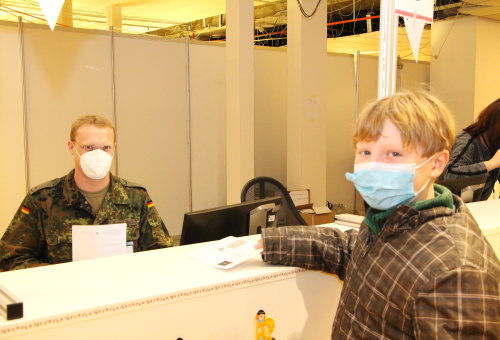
299 210 335 226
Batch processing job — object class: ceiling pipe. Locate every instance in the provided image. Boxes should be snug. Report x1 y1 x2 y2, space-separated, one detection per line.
207 14 381 41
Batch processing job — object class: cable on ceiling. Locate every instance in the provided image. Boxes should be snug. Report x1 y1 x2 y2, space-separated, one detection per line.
296 0 323 18
0 6 35 23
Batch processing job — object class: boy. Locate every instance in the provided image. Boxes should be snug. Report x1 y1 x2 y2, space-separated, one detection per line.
258 92 500 339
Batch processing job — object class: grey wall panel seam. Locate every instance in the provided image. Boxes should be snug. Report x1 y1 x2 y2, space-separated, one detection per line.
18 17 30 192
110 27 119 176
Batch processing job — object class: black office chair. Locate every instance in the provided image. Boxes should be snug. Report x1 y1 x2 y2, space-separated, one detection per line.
437 175 487 203
241 176 308 226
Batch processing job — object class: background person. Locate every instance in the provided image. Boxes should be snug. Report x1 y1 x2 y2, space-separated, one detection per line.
441 98 500 200
0 115 173 271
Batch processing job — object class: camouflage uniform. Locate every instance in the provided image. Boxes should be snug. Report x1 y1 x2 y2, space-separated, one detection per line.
0 170 173 271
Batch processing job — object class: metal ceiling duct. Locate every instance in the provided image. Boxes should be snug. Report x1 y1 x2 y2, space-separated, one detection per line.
147 0 465 44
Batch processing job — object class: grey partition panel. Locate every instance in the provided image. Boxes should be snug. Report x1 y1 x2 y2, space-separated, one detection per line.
113 36 190 236
0 23 26 232
254 48 287 185
23 27 114 187
326 54 358 209
188 43 227 212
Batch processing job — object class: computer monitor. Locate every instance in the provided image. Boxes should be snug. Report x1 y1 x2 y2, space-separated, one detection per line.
437 175 488 202
180 196 282 246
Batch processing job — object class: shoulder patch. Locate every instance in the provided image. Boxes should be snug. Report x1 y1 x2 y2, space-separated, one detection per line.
29 178 61 195
121 179 147 191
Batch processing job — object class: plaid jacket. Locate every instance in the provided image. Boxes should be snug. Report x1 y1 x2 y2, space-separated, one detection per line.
262 197 500 339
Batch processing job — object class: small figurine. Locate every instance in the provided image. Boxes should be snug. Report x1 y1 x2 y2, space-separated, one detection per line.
255 309 275 340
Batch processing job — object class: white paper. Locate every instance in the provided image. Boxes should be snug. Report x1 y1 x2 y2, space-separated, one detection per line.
190 236 260 269
334 220 362 228
335 213 365 224
72 223 127 261
289 190 309 206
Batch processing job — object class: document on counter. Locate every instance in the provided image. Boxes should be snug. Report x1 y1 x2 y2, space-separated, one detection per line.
190 236 261 269
72 223 127 261
334 213 364 228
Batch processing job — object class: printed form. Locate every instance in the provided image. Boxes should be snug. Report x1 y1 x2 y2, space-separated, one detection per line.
190 236 261 269
72 223 127 261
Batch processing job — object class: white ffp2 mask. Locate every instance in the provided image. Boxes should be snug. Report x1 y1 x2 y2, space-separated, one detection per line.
74 146 112 180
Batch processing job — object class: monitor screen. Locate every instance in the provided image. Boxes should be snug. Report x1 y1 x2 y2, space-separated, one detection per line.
180 196 282 246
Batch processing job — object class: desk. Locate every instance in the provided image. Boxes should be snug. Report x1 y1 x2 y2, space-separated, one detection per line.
466 199 500 257
0 235 343 339
1 200 496 339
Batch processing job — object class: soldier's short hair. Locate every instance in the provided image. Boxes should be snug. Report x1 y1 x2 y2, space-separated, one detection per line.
353 91 456 157
70 115 116 142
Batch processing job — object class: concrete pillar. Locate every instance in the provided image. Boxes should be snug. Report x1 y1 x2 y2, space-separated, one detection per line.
431 16 500 130
107 5 122 33
286 0 327 206
225 0 254 204
57 0 73 27
377 0 398 98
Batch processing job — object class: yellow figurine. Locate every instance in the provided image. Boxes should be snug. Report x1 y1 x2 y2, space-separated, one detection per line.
255 310 275 340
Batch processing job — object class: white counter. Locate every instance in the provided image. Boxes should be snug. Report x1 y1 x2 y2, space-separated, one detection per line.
0 199 497 339
466 199 500 256
0 235 343 339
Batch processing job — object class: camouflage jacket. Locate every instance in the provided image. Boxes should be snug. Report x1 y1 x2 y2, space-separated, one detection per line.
0 170 173 271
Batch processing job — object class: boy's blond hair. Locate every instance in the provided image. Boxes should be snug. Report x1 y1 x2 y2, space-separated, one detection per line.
353 92 456 156
70 115 116 142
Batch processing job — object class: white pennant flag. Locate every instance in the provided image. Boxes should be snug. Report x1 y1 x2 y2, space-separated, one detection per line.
404 16 426 62
395 0 433 62
38 0 65 31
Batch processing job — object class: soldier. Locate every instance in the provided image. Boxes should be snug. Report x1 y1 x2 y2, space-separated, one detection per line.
0 115 173 271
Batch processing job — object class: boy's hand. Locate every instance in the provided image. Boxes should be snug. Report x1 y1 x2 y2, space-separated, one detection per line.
485 149 500 171
255 238 263 249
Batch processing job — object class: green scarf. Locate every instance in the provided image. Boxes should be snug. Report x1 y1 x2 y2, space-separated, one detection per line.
364 184 455 235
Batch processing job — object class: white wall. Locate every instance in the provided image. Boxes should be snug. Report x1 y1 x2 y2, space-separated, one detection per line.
475 18 500 116
113 35 190 236
22 27 114 186
400 59 430 91
431 16 500 130
326 53 358 210
430 16 477 131
189 42 227 211
254 47 288 184
0 22 25 231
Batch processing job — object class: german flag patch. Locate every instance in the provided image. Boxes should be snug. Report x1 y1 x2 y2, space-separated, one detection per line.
146 200 154 208
21 206 30 215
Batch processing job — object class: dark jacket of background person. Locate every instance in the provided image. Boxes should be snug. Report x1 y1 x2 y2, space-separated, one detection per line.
441 98 500 200
441 132 500 200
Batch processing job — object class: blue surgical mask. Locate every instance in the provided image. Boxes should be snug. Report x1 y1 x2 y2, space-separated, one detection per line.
345 157 433 210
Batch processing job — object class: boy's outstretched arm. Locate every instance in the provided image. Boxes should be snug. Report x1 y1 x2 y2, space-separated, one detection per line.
259 226 358 280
